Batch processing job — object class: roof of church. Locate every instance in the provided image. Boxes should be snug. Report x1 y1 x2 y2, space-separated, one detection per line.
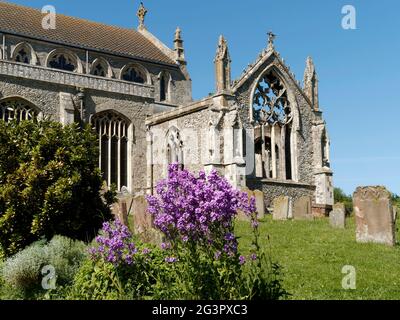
0 2 177 66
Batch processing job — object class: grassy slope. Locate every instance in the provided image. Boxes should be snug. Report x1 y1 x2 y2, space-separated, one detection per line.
236 216 400 300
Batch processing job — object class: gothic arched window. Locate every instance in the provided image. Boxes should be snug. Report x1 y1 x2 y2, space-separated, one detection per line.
253 71 292 125
48 51 78 72
0 98 39 123
252 70 295 181
15 48 29 64
91 58 111 78
159 72 170 102
12 43 37 65
166 127 183 167
92 112 130 191
121 65 146 84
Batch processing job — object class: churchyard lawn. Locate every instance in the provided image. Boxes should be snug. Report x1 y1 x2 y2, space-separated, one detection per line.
236 216 400 300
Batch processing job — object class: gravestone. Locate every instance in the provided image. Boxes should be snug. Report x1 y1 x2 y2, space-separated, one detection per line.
273 196 291 220
253 190 265 219
293 196 313 220
132 195 153 235
111 199 129 226
353 186 396 246
131 195 163 244
329 203 346 228
238 188 265 220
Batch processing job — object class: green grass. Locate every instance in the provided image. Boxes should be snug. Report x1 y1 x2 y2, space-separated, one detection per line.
236 216 400 300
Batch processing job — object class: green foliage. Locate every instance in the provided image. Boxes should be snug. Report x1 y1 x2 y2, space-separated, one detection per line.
334 187 353 215
0 120 114 256
392 194 400 209
68 241 163 300
1 236 87 299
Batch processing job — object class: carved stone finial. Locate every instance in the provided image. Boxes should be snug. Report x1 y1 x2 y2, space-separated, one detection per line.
137 2 147 29
175 27 182 41
267 31 276 50
303 56 319 110
214 35 231 93
174 26 185 63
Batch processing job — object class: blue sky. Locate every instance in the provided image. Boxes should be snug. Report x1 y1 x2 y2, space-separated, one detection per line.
5 0 400 195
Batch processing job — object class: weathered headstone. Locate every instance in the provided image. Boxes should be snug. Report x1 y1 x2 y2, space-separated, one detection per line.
273 196 291 220
293 196 313 220
132 195 153 234
111 199 129 226
131 195 163 244
253 190 265 219
329 203 346 228
353 186 396 246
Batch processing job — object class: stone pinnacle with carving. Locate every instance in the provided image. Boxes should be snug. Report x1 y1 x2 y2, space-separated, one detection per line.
137 2 147 30
267 31 276 51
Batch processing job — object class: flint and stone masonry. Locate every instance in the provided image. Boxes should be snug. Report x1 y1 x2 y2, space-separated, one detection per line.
0 3 334 228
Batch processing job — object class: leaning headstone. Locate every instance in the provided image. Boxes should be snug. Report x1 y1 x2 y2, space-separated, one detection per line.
253 190 265 219
273 196 291 220
293 196 313 220
353 186 396 246
329 203 346 228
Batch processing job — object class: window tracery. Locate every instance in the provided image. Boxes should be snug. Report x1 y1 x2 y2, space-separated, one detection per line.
92 112 130 191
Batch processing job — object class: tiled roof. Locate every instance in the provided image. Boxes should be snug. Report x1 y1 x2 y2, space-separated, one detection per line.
0 2 177 65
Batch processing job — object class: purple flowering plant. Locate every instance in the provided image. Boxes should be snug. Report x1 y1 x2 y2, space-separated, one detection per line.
147 164 257 258
89 219 140 266
146 164 262 299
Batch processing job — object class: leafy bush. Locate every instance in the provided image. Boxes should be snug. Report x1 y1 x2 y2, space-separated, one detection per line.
147 164 286 300
334 188 353 215
1 236 87 299
69 165 287 301
69 220 159 300
0 120 114 256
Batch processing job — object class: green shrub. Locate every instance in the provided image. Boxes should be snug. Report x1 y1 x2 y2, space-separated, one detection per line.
0 120 115 256
68 241 163 300
1 236 87 299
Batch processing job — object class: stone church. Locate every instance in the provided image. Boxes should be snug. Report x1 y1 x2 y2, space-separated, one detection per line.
0 2 333 217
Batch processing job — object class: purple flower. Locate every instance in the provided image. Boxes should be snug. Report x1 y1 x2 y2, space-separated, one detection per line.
239 256 246 265
251 253 257 261
89 219 137 266
142 248 151 255
146 164 258 259
165 256 178 263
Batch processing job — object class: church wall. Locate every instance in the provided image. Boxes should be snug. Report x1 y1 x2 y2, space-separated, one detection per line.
149 106 211 189
2 34 192 106
233 55 317 207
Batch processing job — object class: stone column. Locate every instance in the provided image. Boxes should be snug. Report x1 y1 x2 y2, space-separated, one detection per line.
280 125 286 180
223 109 245 188
146 126 153 195
271 124 277 179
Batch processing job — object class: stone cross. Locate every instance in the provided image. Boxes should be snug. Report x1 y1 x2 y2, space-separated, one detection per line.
137 2 147 29
267 31 276 50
